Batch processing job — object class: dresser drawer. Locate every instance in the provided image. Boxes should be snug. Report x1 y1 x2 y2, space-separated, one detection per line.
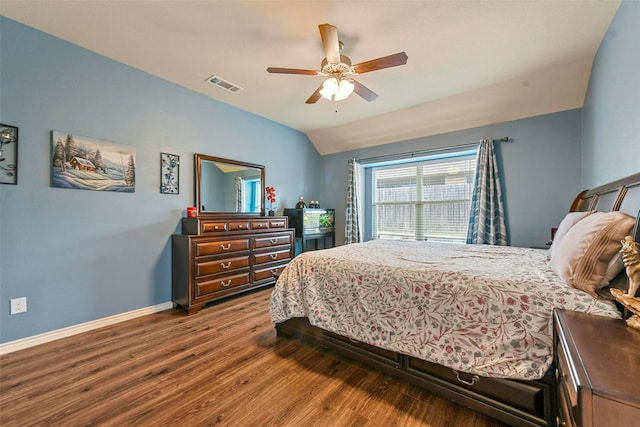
199 221 228 233
195 255 250 277
253 264 288 282
194 238 249 256
254 234 292 249
228 221 250 232
408 357 548 420
195 273 250 297
557 378 577 427
250 221 270 231
253 249 291 265
556 344 577 407
268 219 287 229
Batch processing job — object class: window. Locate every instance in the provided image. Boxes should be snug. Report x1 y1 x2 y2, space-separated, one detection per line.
370 150 476 243
243 178 261 213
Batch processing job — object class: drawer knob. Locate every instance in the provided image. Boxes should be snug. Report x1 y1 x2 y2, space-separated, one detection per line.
220 243 231 251
270 254 278 260
221 262 231 269
455 371 479 386
270 238 278 244
270 268 279 275
221 279 231 287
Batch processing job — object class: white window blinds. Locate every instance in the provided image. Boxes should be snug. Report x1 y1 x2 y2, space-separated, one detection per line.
371 153 476 243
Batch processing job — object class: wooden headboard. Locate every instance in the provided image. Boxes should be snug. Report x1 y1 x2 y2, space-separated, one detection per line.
569 172 640 242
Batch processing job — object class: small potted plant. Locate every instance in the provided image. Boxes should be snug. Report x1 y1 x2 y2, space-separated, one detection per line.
266 186 277 216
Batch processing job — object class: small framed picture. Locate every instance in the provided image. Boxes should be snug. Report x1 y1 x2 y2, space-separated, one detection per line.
161 153 179 194
0 123 18 185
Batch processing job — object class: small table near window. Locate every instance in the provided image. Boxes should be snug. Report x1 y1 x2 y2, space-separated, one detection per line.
284 208 335 254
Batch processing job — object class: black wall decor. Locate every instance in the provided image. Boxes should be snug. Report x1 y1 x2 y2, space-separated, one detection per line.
0 123 18 185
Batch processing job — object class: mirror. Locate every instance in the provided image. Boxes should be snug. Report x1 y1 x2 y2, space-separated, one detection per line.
195 154 265 216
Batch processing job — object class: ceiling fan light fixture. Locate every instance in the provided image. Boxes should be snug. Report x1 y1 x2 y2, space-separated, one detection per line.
319 77 354 101
319 77 338 100
334 79 354 101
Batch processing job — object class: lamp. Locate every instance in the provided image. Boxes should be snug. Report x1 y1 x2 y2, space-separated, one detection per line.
319 77 354 101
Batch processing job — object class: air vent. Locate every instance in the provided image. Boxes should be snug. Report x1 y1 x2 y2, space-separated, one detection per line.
205 75 243 93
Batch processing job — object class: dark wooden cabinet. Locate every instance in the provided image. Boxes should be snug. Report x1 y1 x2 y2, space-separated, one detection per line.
172 215 294 314
554 309 640 427
284 208 335 254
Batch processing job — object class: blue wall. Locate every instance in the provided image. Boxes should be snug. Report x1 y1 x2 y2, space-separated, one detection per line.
319 110 583 248
582 0 640 188
0 17 321 343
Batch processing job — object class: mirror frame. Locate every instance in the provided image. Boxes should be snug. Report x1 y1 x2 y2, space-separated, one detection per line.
195 153 265 217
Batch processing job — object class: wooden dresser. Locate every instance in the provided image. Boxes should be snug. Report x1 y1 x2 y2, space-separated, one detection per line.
172 215 294 314
554 309 640 427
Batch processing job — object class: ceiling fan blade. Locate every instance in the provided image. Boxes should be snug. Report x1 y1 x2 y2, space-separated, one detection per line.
305 86 323 104
353 52 408 74
319 24 341 64
267 67 319 75
352 80 379 102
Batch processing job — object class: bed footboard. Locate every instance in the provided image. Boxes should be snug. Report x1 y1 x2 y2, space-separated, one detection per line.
276 318 555 427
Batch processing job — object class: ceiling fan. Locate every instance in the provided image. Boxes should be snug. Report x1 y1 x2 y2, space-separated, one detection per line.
267 23 408 104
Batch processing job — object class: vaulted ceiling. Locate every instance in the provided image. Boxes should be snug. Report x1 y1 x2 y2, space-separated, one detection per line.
1 1 621 154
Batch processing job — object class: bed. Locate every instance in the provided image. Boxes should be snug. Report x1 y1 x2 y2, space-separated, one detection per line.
270 172 640 427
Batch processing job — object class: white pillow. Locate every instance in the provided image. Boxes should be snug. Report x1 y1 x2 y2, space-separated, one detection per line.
548 211 635 297
547 210 596 259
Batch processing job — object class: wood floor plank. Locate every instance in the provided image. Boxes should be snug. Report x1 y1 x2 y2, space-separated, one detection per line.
0 288 507 426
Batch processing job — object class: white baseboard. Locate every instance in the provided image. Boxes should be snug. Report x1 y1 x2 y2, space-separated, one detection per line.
0 301 174 355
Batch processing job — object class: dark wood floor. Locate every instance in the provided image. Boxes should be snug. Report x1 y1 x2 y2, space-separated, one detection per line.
0 288 507 426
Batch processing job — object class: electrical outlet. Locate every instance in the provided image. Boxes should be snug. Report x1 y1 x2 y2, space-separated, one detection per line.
10 297 27 315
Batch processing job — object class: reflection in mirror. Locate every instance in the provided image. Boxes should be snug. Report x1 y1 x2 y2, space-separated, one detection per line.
195 154 265 215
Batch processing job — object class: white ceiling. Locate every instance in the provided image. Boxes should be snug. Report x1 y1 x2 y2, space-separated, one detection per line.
1 1 621 155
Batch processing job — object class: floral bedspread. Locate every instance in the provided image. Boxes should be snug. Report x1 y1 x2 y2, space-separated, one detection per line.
269 240 620 380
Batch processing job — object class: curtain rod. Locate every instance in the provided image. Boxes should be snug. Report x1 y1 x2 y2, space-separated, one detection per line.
356 137 511 164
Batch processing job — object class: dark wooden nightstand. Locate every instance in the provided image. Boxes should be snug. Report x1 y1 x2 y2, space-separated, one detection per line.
553 309 640 427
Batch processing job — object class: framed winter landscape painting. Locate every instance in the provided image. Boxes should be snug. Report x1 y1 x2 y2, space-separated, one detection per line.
51 131 136 192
